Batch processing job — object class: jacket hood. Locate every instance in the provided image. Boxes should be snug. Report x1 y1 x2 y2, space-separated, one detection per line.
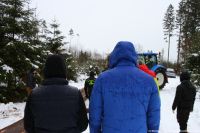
109 41 138 68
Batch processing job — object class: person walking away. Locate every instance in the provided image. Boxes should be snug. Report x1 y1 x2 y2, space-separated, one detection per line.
24 55 88 133
172 70 196 133
26 68 37 95
89 41 161 133
84 71 96 100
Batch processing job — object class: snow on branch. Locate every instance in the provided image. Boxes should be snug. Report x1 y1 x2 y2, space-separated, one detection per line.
1 65 13 73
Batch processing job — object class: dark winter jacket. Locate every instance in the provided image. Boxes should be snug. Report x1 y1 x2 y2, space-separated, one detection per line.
172 80 196 111
24 78 88 133
84 76 96 99
89 41 161 133
24 55 88 133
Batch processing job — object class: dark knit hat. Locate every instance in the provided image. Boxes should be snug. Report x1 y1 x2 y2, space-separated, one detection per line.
89 71 95 77
180 70 190 82
44 55 66 79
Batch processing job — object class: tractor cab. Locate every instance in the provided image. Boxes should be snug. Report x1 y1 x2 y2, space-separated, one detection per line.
138 52 168 89
138 53 158 69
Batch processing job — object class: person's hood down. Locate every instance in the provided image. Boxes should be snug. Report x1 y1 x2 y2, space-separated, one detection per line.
43 55 67 79
109 41 137 69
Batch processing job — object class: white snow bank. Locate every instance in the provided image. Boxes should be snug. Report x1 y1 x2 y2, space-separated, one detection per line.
0 102 25 129
69 74 88 90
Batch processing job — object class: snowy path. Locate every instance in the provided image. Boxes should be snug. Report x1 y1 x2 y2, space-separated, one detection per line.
0 77 199 132
0 103 25 129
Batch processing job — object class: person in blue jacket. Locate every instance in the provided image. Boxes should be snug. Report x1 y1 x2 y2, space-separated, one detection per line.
89 41 161 133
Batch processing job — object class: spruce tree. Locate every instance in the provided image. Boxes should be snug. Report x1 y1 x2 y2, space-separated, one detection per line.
0 0 45 102
65 47 77 81
163 4 175 65
46 19 66 54
176 0 200 88
175 2 184 72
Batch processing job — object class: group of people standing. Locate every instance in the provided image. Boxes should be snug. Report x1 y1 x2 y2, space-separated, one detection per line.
24 41 196 133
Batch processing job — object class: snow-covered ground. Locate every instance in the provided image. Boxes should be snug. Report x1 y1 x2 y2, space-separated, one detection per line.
0 102 25 129
69 73 87 90
0 76 200 133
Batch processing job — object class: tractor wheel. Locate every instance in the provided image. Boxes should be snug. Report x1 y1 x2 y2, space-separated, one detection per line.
155 69 167 90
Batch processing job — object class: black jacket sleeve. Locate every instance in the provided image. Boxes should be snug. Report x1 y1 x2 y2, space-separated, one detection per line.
172 85 182 110
24 95 35 133
78 90 88 132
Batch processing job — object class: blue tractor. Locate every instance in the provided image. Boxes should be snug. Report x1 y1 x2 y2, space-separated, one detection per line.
138 52 168 89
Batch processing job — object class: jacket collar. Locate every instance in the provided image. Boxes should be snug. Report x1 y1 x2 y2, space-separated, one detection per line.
42 78 69 86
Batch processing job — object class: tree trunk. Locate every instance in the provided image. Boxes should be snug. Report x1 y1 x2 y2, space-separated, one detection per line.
167 33 171 67
177 25 182 74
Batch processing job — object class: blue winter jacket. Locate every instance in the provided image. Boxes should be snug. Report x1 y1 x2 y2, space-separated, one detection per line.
89 41 161 133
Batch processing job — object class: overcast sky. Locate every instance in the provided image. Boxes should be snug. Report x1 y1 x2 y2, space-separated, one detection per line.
31 0 180 62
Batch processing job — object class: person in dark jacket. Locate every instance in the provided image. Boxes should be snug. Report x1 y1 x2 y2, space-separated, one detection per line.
24 55 88 133
89 41 161 133
26 68 37 95
172 70 196 133
84 71 96 99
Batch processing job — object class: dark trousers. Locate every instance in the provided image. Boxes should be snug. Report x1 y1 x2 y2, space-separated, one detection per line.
177 109 190 132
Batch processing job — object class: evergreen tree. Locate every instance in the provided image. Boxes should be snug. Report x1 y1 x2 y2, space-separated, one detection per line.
175 2 185 73
176 0 200 87
163 4 175 65
65 50 77 81
0 0 41 76
178 0 200 62
36 20 51 67
47 19 66 54
185 32 200 87
44 20 78 81
0 0 45 102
